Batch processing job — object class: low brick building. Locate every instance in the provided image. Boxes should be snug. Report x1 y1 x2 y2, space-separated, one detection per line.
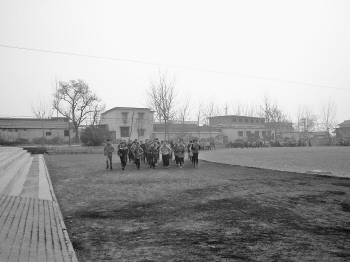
208 115 274 143
0 117 74 144
152 122 222 142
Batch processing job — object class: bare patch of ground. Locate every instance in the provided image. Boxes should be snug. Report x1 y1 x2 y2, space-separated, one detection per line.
45 154 350 262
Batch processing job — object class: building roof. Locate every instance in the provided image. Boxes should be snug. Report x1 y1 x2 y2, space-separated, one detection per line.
0 118 69 129
208 115 265 120
338 120 350 127
102 107 155 115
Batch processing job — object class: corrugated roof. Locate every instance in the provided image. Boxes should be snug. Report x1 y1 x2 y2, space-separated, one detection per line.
0 118 69 129
208 115 265 120
338 120 350 127
102 107 155 115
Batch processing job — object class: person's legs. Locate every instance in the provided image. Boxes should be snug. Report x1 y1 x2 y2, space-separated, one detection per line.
162 155 166 167
179 157 184 168
193 153 198 167
165 154 169 167
120 156 126 170
106 156 109 169
135 159 140 169
108 155 113 170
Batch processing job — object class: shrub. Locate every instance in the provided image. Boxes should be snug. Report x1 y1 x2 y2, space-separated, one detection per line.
80 126 110 146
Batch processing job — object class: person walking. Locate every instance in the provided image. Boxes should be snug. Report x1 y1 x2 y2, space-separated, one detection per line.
149 143 159 169
140 140 146 162
133 142 144 169
176 139 186 168
117 141 129 170
103 139 114 170
191 139 201 168
160 140 172 168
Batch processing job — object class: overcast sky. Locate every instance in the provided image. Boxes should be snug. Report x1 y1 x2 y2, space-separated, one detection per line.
1 0 349 124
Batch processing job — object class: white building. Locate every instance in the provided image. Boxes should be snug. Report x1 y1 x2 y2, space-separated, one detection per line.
100 107 154 141
208 115 275 143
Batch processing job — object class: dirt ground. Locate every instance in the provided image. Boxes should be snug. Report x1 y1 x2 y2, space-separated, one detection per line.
45 154 350 262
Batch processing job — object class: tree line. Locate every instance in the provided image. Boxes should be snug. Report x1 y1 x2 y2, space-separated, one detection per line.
31 71 338 145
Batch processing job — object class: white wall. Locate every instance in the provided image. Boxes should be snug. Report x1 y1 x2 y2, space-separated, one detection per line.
101 108 154 140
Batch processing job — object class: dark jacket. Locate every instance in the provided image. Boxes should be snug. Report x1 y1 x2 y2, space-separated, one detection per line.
118 147 129 158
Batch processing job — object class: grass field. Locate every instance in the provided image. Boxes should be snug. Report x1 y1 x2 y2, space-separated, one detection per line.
45 154 350 262
200 146 350 178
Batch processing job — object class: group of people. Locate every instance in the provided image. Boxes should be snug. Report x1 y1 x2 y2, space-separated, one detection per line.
103 138 201 171
225 139 313 148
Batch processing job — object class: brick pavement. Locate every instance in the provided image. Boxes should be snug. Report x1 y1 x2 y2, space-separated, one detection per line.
0 147 77 262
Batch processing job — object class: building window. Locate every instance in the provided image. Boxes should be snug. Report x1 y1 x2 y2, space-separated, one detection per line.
262 131 266 137
121 112 128 124
255 131 259 136
64 130 69 137
232 118 236 122
246 131 251 136
138 112 144 120
120 127 130 137
239 118 242 123
250 119 254 123
245 119 248 123
256 119 260 123
261 119 265 124
238 131 243 136
267 130 271 136
138 128 145 137
46 132 52 136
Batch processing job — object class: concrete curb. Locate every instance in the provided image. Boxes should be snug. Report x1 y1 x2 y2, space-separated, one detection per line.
41 155 78 262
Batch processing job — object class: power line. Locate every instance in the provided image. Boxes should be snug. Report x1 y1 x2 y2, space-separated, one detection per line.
1 43 350 91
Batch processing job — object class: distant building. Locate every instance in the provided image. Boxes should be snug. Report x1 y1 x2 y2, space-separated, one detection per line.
208 115 274 143
100 107 154 141
152 122 222 141
266 121 294 140
335 120 350 139
0 117 73 144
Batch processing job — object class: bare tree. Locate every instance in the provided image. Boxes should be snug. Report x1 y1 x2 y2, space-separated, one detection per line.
88 103 106 126
204 100 221 140
320 100 337 140
177 95 191 138
31 99 53 147
230 102 257 116
258 94 289 140
297 106 318 132
294 105 304 132
177 95 191 124
53 79 101 142
147 71 176 140
195 104 205 139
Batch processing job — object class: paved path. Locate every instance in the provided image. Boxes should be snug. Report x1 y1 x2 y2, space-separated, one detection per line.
0 147 77 262
199 146 350 178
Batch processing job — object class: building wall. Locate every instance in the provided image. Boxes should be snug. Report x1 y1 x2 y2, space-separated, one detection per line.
152 131 222 141
222 127 274 143
101 108 154 140
209 115 266 127
336 127 350 139
0 128 73 143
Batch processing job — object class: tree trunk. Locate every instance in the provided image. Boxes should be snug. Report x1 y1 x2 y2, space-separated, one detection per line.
41 121 45 147
74 125 79 143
